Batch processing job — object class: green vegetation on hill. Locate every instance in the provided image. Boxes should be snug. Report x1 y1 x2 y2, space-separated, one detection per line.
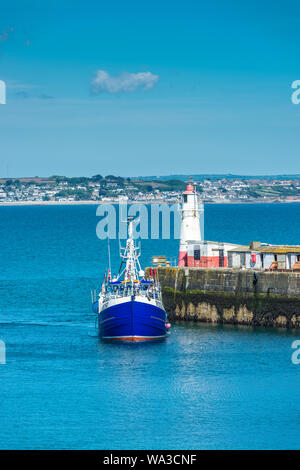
55 189 93 200
247 185 300 199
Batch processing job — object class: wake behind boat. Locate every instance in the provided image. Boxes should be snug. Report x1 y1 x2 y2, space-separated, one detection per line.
92 217 169 341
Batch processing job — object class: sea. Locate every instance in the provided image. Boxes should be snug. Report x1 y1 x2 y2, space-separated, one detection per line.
1 203 300 450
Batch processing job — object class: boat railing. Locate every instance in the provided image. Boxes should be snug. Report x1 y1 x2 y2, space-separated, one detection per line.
103 285 162 302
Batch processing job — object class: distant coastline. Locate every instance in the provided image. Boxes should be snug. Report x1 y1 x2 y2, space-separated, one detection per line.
1 175 300 205
1 199 300 207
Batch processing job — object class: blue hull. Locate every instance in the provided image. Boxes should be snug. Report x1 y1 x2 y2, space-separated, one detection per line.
99 299 167 341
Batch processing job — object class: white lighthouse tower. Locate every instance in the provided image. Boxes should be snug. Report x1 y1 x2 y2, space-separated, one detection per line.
178 180 203 267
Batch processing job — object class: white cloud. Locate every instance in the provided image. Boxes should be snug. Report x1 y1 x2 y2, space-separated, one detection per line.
91 70 159 94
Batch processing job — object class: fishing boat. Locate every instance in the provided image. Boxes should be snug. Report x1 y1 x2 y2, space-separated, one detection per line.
92 217 169 341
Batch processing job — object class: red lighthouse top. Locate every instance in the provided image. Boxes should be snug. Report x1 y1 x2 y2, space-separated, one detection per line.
183 183 194 194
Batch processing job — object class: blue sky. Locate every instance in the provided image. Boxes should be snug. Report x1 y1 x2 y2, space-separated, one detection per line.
0 0 299 177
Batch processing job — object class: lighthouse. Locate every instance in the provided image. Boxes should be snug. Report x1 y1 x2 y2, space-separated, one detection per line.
178 181 203 267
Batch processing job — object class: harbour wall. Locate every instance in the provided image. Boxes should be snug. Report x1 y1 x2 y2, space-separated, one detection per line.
151 267 300 328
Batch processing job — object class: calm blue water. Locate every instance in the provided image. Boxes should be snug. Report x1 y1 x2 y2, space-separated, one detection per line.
1 203 300 450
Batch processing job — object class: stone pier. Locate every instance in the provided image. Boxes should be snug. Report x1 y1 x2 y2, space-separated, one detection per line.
151 267 300 328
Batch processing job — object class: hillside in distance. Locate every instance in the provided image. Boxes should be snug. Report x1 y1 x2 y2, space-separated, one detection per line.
137 174 300 181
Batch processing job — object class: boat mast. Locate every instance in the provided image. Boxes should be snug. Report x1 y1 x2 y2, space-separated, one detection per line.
124 218 138 283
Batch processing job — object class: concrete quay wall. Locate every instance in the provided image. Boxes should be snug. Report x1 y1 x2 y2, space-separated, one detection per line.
153 267 300 328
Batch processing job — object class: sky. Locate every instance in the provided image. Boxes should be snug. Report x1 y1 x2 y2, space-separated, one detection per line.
0 0 300 177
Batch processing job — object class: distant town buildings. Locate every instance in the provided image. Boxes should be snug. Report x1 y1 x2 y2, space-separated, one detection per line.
0 175 300 204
